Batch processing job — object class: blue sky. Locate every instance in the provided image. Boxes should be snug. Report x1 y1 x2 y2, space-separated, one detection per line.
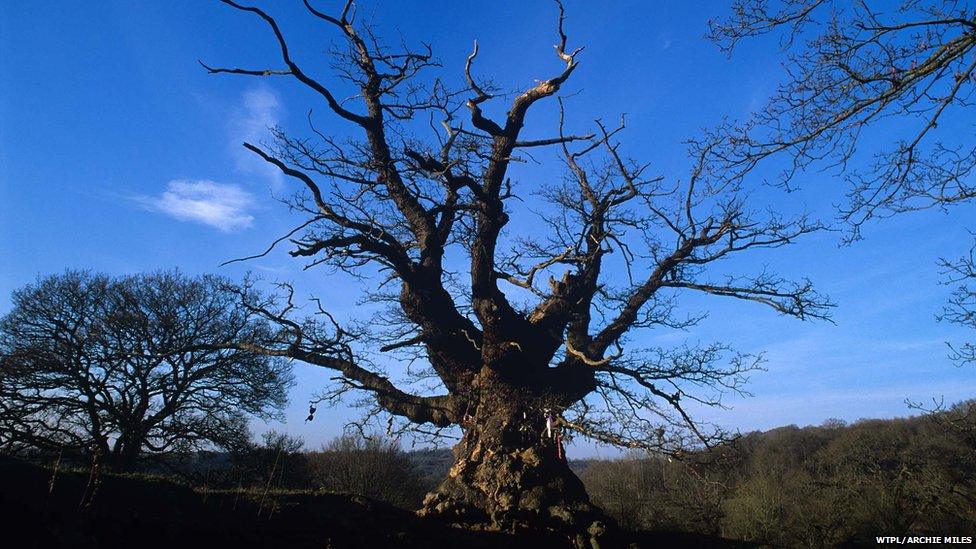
1 1 973 456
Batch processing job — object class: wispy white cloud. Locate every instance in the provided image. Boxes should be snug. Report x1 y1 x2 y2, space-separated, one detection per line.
230 86 283 188
134 179 255 232
128 87 279 233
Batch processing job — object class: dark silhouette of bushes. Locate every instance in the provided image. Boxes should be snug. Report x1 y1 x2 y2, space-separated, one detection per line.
307 434 429 509
164 432 431 508
225 431 312 491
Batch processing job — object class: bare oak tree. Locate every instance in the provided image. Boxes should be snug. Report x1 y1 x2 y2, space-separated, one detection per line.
203 1 831 543
0 270 292 471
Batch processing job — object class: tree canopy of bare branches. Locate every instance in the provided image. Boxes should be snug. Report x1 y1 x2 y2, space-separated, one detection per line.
940 241 976 366
707 0 976 379
0 270 293 471
706 0 976 236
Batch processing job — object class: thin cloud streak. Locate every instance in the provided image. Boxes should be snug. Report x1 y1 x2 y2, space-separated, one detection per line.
230 86 283 189
134 179 255 232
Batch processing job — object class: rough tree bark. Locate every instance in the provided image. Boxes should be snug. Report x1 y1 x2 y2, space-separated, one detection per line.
202 1 833 545
419 377 608 543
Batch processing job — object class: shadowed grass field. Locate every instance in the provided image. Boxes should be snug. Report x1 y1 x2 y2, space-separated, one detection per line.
0 455 749 548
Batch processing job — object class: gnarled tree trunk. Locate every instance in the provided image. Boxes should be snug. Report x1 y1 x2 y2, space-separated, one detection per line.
418 381 610 547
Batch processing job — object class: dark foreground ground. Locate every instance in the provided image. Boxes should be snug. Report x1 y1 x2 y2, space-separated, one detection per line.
0 456 750 549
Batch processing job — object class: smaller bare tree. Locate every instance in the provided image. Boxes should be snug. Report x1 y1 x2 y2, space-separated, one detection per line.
0 270 293 471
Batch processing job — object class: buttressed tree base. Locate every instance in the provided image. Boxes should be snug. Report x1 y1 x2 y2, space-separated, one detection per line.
204 1 832 545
